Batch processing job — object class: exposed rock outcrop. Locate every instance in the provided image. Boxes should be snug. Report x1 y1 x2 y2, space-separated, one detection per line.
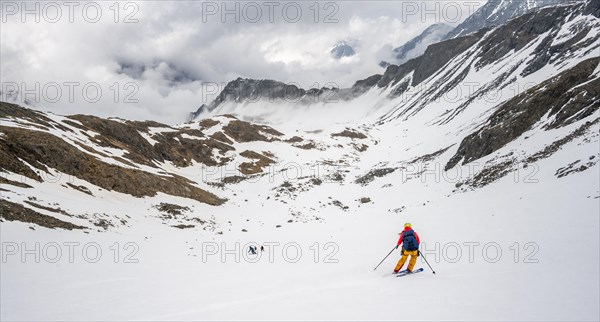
0 123 225 205
446 57 600 170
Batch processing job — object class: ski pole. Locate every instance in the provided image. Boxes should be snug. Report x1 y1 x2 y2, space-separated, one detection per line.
418 250 436 274
373 246 397 271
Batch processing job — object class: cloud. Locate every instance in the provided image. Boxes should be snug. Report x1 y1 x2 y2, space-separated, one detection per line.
0 1 486 124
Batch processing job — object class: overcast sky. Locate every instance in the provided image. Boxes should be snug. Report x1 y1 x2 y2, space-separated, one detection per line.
0 1 487 124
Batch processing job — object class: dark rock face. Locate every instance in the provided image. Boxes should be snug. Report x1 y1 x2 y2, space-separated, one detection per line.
584 0 600 17
66 183 93 195
78 116 231 168
218 78 307 103
192 77 347 116
239 150 275 175
521 6 599 77
411 29 487 86
331 129 367 139
555 156 599 178
154 202 191 216
475 4 590 71
222 175 247 184
446 57 600 170
377 59 421 89
223 119 283 143
0 103 294 204
350 74 382 96
0 137 43 182
0 103 233 205
0 119 226 205
0 176 33 189
0 199 86 230
69 114 163 167
152 132 234 168
210 131 234 145
206 78 312 111
455 118 598 188
355 168 397 185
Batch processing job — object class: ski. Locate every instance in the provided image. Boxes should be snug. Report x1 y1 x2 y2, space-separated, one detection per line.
396 268 424 277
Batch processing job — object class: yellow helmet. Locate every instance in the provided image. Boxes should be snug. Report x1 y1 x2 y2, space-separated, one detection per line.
404 223 412 228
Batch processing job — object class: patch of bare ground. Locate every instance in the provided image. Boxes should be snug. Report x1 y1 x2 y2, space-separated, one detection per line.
0 199 86 230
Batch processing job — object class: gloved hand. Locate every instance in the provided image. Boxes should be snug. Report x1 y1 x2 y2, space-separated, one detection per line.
395 244 399 249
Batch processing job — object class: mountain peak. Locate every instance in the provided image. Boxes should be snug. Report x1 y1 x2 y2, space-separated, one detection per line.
331 40 356 59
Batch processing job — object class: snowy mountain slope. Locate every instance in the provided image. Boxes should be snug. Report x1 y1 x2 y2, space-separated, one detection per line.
2 100 598 321
380 23 454 67
0 101 381 231
197 1 599 130
1 1 600 321
444 0 581 39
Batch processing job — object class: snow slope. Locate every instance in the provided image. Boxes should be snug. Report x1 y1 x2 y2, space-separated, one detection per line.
2 71 599 320
1 118 598 320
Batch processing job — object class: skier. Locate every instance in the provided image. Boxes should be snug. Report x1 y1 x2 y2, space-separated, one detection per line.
393 223 420 274
248 245 257 255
